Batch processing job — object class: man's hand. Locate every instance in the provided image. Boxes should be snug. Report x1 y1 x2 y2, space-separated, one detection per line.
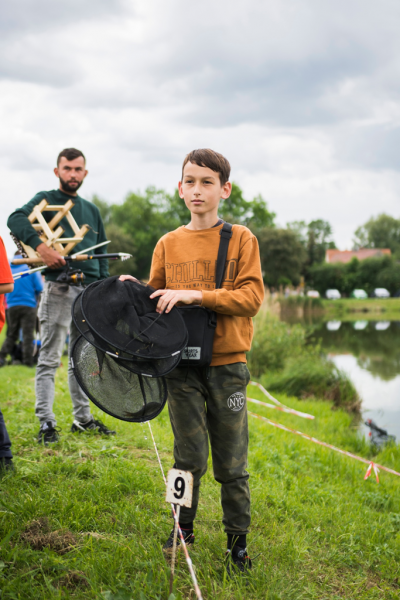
149 289 203 314
36 243 66 269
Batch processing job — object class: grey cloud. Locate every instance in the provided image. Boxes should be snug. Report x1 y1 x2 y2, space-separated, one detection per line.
0 0 128 35
334 124 400 171
0 0 130 86
38 1 388 132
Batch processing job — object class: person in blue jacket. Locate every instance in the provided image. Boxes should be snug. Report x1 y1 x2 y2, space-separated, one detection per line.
0 254 43 367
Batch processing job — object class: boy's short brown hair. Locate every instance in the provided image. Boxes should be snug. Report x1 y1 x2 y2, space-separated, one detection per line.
182 149 231 185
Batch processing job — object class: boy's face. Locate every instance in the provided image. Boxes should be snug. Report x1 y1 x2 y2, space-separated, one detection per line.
178 162 231 217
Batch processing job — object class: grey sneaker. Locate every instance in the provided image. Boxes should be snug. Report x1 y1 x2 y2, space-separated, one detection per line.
71 418 116 435
37 421 60 445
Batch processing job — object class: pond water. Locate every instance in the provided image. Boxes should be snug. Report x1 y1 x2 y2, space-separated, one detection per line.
284 317 400 442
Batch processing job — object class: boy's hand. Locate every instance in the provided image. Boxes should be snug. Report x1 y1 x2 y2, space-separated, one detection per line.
150 289 202 314
119 275 140 283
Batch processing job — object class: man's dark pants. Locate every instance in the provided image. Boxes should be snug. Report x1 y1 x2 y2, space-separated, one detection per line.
0 305 37 366
166 362 251 535
0 410 12 458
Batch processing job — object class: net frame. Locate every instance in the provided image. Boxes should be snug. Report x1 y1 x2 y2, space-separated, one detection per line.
71 334 168 423
80 279 188 360
72 293 183 377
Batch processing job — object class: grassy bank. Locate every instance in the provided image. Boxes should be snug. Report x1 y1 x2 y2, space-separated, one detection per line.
322 298 400 321
0 362 399 599
247 313 360 412
279 297 400 322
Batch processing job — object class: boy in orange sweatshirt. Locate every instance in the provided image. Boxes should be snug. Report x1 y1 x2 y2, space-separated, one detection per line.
121 149 264 574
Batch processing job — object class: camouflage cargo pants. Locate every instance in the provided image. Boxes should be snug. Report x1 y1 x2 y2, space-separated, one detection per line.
166 362 251 535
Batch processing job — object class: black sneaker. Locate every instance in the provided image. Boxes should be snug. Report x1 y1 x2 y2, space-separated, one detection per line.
163 528 195 554
37 421 60 445
71 418 116 435
0 457 14 474
225 546 252 577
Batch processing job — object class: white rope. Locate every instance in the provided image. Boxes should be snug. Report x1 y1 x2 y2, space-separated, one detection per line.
249 381 315 419
247 396 315 420
250 380 283 405
147 422 203 600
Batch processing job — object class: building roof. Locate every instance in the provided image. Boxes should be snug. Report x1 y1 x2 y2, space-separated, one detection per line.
325 248 391 264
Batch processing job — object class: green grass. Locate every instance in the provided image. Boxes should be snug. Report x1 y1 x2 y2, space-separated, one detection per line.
0 362 400 599
263 354 361 413
278 297 400 322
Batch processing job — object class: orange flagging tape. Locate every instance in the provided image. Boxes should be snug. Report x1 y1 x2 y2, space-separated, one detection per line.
249 411 400 483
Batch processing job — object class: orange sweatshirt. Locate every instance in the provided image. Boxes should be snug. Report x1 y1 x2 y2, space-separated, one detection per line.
148 223 264 366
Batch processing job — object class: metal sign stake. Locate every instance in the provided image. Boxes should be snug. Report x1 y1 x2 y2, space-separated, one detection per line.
165 468 194 598
169 504 180 596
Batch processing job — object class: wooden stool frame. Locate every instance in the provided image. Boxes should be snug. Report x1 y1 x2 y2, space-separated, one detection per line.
17 199 90 265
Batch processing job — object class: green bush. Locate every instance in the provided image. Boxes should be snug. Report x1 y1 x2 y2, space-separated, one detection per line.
263 354 361 413
248 313 360 411
247 313 306 376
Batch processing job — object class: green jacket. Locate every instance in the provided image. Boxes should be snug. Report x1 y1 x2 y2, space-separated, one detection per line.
7 189 109 284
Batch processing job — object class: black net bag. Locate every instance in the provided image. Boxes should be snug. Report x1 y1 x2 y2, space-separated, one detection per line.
72 293 182 377
80 277 188 360
71 335 167 422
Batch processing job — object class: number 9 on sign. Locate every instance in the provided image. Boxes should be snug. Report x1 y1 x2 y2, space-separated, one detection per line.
166 469 193 507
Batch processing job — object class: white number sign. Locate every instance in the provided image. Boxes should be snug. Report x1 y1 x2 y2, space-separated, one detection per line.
166 469 193 507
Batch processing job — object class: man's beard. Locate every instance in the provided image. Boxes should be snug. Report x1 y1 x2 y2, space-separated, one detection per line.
59 176 83 194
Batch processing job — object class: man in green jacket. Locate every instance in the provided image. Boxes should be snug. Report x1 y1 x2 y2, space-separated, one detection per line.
8 148 116 444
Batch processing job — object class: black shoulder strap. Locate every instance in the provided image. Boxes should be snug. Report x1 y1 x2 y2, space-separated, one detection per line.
215 222 233 289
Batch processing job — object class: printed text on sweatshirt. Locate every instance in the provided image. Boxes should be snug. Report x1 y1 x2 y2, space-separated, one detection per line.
148 223 264 366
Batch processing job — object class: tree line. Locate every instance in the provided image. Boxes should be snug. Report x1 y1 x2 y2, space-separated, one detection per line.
309 214 400 295
92 185 400 292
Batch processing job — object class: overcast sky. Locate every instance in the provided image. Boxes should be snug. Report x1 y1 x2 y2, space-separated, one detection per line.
1 0 400 254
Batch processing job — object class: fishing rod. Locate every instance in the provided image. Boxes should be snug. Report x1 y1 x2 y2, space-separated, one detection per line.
12 241 132 281
12 240 109 280
12 240 110 268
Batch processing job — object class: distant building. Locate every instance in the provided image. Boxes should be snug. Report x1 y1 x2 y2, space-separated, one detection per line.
325 248 391 264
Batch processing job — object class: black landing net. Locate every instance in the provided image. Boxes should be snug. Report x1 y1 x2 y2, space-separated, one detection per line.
71 335 167 423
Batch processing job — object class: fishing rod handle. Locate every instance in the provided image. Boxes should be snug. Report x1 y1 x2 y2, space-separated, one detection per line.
72 254 125 260
12 258 44 265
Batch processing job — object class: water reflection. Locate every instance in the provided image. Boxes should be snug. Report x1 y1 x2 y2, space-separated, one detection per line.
326 321 341 331
332 354 400 441
315 320 400 381
281 316 400 441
